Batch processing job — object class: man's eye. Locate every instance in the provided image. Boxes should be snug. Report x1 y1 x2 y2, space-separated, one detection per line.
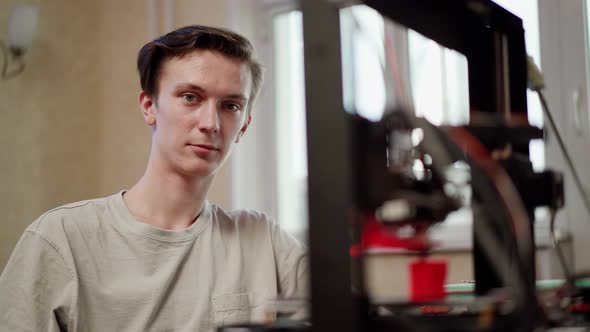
224 103 241 112
183 94 197 103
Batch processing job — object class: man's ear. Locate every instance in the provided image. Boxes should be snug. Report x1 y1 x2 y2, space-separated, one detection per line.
235 115 252 143
139 91 157 126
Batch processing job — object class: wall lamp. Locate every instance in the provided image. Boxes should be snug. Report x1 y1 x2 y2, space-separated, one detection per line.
1 5 38 80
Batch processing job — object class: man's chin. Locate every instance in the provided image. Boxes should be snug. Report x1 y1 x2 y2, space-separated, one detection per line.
166 157 223 179
179 164 218 179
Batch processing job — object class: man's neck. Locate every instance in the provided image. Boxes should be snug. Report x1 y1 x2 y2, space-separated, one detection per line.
123 160 214 231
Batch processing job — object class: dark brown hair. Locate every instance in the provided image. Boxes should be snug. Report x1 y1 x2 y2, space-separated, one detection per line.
137 25 263 113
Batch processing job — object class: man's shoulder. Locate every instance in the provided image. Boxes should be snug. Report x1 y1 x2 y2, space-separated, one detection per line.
211 204 274 227
27 194 117 240
209 203 278 237
209 203 304 249
226 206 272 223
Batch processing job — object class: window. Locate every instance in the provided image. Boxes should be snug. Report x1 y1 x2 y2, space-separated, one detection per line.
274 11 307 239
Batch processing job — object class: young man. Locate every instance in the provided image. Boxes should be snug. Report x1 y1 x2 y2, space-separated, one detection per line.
0 25 307 331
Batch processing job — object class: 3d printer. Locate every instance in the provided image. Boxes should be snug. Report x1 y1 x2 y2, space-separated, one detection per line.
218 0 589 331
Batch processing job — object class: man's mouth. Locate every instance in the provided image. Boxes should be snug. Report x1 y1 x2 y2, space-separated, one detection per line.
189 144 220 151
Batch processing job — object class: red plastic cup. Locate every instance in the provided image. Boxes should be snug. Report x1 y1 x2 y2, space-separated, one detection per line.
409 259 447 302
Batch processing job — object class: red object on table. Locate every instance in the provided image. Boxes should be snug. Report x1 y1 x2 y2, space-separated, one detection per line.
409 259 447 302
349 214 433 257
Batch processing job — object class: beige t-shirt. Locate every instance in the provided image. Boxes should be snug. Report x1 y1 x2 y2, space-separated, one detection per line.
0 192 308 332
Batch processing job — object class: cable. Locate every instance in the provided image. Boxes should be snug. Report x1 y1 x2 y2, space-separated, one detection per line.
527 56 590 221
537 90 590 220
527 56 588 282
549 208 573 285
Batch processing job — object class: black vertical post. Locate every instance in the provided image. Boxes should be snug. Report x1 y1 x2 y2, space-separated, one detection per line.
302 1 358 332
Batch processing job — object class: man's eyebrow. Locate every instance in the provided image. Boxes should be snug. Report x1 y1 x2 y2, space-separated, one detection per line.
174 83 205 92
174 83 248 100
225 94 248 101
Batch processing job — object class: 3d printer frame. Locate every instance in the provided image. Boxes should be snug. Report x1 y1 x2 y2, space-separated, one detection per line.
302 1 535 331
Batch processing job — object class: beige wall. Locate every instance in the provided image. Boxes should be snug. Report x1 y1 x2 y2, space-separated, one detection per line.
0 0 233 270
95 0 232 198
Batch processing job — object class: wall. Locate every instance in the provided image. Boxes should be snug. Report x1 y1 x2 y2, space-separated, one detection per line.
95 0 232 199
539 0 590 274
0 0 102 270
0 0 233 270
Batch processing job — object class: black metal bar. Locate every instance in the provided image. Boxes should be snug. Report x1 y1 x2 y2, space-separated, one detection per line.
302 1 359 332
364 0 528 116
364 0 480 52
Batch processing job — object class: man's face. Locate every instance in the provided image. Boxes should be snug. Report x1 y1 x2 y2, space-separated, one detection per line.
140 49 252 178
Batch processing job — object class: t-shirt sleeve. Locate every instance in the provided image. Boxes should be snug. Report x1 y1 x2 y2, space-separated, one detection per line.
270 222 309 319
0 230 75 331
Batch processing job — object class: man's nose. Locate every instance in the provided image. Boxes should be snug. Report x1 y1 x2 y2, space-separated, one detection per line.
198 101 220 132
